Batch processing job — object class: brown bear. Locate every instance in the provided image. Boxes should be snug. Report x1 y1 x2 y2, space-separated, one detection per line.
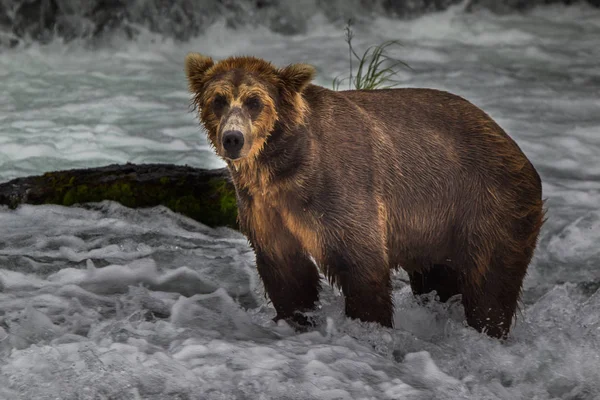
184 53 546 339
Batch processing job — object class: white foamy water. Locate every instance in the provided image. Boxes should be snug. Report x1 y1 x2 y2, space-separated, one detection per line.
1 3 600 399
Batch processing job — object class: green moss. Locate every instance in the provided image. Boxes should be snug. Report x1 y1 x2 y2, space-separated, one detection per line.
105 182 135 206
167 195 205 221
39 171 79 205
161 178 238 229
60 181 136 207
210 178 237 215
62 186 78 205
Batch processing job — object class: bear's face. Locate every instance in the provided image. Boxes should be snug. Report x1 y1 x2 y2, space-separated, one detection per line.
185 53 315 162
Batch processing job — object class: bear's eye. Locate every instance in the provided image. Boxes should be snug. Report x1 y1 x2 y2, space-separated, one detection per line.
212 95 228 112
244 96 262 112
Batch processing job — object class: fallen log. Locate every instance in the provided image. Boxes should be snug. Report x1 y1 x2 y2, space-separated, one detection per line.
0 163 239 229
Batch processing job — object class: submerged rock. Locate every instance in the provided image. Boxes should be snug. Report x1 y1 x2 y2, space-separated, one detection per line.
0 163 239 230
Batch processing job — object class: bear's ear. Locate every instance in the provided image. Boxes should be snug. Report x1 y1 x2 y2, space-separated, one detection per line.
185 52 214 92
278 63 316 93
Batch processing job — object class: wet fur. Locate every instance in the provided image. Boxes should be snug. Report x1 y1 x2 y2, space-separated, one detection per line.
185 54 546 339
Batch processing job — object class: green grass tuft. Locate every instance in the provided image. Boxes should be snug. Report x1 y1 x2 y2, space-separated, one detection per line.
333 20 412 91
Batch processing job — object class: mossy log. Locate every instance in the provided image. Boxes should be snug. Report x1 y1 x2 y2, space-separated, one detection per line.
0 163 239 229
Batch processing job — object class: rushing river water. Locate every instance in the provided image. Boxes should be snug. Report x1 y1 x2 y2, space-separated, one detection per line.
0 2 599 399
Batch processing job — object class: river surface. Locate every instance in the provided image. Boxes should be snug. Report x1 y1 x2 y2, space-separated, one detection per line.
0 3 599 399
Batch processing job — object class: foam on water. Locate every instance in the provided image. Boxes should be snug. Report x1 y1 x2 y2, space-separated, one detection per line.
1 3 600 399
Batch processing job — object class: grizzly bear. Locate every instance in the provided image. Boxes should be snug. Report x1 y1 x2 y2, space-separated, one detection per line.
184 53 545 339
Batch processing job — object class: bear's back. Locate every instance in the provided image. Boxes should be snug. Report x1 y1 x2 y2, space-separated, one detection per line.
302 84 537 189
304 85 513 147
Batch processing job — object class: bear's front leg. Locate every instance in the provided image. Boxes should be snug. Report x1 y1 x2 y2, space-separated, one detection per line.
324 244 394 328
253 243 322 328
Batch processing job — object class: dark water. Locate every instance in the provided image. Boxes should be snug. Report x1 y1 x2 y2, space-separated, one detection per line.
1 0 600 46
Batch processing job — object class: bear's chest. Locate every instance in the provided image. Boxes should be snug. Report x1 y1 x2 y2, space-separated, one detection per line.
243 190 323 262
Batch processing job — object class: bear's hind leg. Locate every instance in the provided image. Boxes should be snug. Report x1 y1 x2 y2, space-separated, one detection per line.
254 247 321 328
461 250 529 339
324 246 393 328
408 263 462 302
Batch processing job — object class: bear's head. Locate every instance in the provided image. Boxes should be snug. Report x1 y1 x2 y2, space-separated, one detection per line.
185 53 316 162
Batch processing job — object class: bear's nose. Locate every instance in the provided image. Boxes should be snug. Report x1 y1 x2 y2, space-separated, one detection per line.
222 130 245 156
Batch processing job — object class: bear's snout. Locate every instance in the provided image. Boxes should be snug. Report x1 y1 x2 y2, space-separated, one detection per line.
222 130 245 158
